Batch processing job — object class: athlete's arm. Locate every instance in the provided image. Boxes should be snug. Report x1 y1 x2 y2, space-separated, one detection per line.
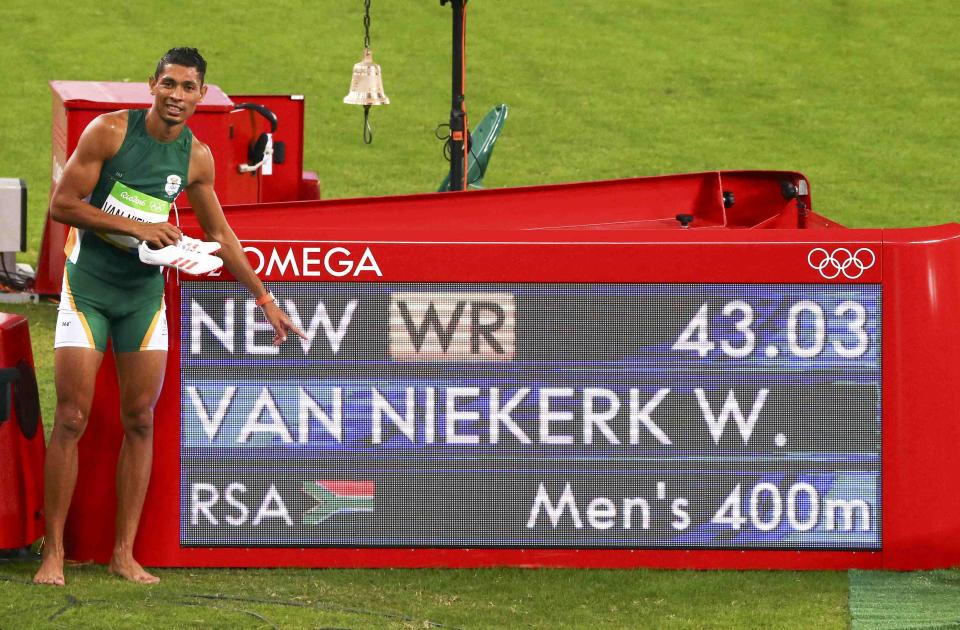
185 141 305 345
50 112 182 248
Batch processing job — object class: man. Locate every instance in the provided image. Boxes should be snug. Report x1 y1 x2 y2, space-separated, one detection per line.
33 48 304 585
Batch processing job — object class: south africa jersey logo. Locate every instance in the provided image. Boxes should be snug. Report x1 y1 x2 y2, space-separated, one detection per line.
165 174 182 197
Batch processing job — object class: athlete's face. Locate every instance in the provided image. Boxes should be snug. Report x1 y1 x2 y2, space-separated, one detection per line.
149 64 207 126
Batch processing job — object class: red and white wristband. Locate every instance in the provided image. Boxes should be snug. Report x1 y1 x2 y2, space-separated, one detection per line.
255 291 275 308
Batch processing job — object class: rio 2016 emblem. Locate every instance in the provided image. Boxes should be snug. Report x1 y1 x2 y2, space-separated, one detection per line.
808 247 876 280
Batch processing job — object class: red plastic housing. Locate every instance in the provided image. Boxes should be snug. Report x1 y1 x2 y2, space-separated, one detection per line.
0 313 45 549
36 81 317 295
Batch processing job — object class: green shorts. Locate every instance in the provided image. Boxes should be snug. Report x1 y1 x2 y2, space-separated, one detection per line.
55 262 167 353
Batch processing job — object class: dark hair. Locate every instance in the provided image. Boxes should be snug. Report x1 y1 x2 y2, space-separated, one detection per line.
154 47 207 83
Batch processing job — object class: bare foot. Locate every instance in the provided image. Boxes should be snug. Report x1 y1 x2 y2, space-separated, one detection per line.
108 555 160 584
33 551 66 586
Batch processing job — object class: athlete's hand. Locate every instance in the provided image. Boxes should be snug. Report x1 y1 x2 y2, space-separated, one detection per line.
137 222 183 249
262 301 308 346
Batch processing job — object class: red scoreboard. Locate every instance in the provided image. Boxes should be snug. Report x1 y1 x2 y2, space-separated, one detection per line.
63 172 960 570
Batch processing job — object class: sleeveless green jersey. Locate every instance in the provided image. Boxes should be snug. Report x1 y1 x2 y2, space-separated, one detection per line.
64 108 193 288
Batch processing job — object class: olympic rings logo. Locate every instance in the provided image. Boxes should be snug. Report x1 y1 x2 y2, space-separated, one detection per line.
807 247 876 279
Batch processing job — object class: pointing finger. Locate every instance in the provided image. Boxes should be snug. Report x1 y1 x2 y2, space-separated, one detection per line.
288 321 308 340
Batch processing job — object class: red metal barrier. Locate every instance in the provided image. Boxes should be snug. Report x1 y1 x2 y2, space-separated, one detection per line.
0 313 45 549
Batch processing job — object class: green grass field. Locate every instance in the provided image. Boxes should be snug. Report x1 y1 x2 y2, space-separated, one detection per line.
0 564 849 629
1 0 958 627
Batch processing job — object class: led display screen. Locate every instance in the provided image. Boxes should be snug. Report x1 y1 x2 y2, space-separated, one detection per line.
180 282 881 549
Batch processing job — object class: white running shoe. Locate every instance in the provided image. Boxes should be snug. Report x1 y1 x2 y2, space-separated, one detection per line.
178 234 222 255
138 241 224 275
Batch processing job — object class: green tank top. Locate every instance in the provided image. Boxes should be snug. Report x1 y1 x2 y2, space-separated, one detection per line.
65 108 193 288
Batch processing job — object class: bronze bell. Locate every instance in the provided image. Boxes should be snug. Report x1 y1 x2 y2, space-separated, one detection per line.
343 49 390 106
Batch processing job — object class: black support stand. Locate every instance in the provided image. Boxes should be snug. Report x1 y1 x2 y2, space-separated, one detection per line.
441 0 468 192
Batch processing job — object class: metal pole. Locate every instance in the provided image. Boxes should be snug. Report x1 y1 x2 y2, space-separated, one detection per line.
442 0 467 191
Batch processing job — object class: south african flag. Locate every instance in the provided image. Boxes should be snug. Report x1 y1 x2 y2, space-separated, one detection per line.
303 480 375 525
